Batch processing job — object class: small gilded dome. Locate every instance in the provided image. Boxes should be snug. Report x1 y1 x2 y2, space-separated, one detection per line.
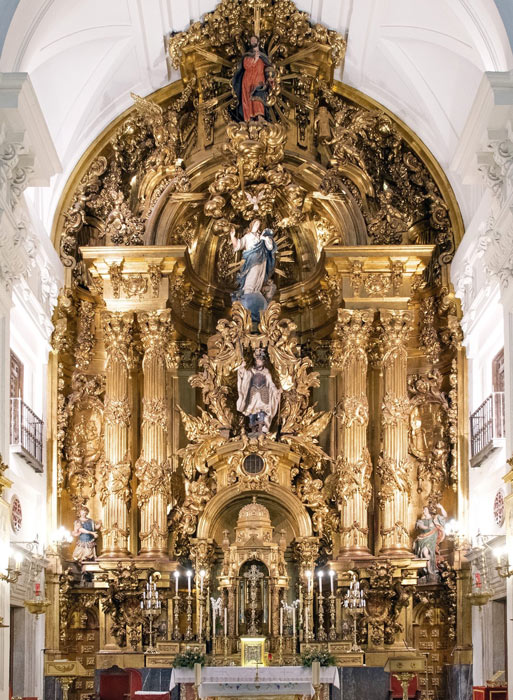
237 496 271 524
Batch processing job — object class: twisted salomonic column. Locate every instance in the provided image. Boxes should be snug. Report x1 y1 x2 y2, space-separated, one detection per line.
101 312 134 556
136 310 176 557
376 310 413 554
331 308 374 555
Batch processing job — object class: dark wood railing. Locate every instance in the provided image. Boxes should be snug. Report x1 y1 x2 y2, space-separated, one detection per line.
10 398 43 471
470 392 505 460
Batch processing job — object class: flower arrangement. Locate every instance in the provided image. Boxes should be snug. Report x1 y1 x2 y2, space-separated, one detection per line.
173 647 206 668
300 648 336 667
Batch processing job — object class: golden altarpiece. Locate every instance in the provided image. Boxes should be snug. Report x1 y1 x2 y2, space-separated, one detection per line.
45 1 470 698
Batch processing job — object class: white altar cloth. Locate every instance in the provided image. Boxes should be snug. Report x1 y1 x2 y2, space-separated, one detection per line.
170 666 339 698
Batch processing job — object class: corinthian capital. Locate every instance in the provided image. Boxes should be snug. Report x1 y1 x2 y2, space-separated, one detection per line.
376 309 412 366
102 312 134 367
331 308 374 369
137 309 178 368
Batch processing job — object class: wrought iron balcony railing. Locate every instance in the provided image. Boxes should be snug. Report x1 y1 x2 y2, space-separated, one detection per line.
10 397 44 472
470 392 505 466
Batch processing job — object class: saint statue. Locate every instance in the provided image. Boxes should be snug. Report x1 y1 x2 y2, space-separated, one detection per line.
232 35 274 122
72 505 101 563
413 503 447 575
231 218 277 320
237 348 281 434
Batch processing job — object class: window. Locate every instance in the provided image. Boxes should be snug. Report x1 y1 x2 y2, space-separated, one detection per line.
9 351 23 399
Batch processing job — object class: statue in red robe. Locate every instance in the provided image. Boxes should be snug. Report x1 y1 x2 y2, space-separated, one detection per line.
232 36 274 122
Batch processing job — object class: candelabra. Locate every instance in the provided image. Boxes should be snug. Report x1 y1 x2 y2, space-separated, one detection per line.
495 546 513 578
141 575 161 654
0 550 22 584
344 572 366 653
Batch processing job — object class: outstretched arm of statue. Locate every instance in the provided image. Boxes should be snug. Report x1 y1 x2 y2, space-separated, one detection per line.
436 503 447 518
230 226 240 251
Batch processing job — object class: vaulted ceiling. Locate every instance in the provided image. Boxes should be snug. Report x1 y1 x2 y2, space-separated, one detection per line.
1 0 512 231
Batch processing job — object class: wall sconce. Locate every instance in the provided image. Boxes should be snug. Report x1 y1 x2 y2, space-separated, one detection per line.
0 550 23 584
445 519 469 550
494 546 513 578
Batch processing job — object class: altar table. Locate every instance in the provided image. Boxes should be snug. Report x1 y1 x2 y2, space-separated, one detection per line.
170 666 339 698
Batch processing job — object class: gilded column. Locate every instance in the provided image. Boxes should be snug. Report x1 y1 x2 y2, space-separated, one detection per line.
332 308 374 555
376 310 413 554
135 310 176 557
100 312 134 556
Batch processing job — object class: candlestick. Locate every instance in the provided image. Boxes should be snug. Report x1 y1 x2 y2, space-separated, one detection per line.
185 589 194 641
173 591 181 640
224 606 228 636
280 606 283 636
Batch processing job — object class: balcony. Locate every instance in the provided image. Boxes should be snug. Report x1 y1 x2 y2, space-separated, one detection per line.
10 398 44 473
470 392 505 467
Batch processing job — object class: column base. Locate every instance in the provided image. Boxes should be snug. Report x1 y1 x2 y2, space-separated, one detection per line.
98 549 132 559
338 546 372 558
379 545 412 557
137 549 169 560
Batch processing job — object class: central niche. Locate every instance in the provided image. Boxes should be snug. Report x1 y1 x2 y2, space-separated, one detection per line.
219 498 289 638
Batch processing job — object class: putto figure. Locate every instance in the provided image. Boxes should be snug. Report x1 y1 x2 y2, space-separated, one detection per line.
237 348 281 435
413 503 447 576
231 218 276 320
232 35 274 122
72 505 100 563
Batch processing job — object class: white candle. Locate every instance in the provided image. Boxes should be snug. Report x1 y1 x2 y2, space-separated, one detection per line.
212 600 216 641
174 571 179 595
280 606 283 636
187 570 192 595
224 607 228 636
312 660 320 686
194 663 202 686
306 570 312 594
200 569 205 594
318 571 323 594
329 570 335 595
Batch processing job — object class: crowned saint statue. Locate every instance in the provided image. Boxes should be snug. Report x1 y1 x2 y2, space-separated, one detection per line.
231 218 277 320
232 35 274 122
237 348 281 435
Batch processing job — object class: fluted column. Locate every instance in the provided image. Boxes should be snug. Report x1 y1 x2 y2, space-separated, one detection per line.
135 310 176 557
332 309 374 555
376 310 413 554
100 312 134 556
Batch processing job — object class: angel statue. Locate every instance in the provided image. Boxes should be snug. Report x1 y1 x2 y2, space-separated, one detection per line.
232 35 275 122
413 503 447 576
237 348 281 435
230 218 277 320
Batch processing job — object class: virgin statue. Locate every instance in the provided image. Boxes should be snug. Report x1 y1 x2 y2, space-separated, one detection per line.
237 348 281 435
230 218 276 320
232 35 274 122
413 503 447 575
